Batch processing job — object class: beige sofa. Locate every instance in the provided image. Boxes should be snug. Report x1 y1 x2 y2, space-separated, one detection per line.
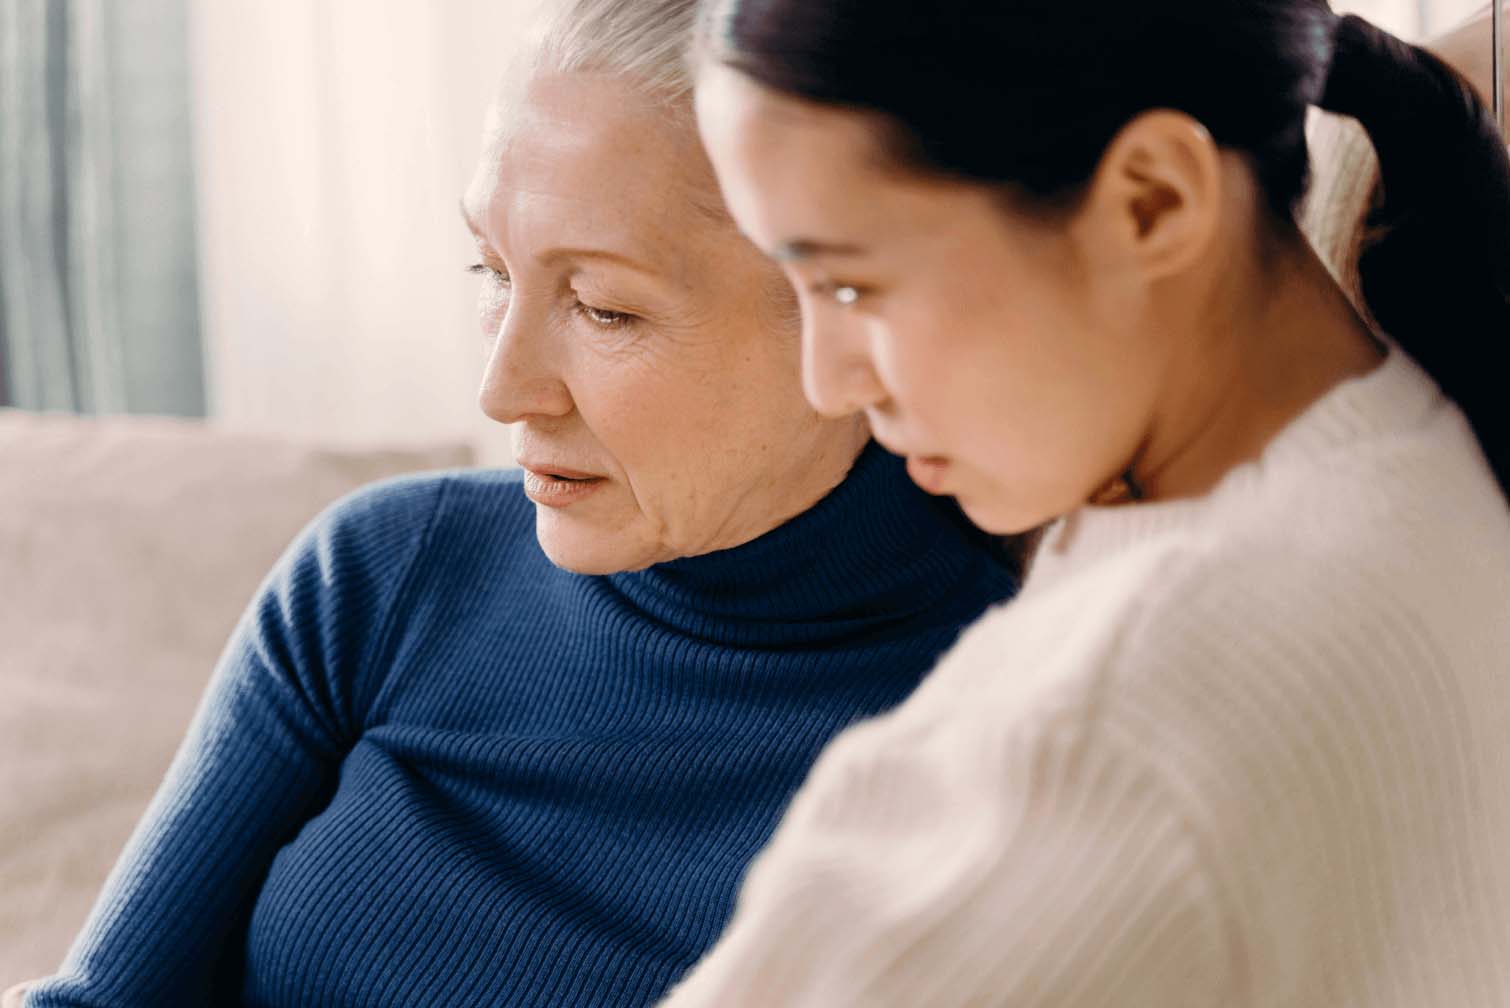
0 410 472 988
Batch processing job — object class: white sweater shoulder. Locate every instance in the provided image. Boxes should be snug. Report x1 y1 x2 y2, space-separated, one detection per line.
663 351 1510 1008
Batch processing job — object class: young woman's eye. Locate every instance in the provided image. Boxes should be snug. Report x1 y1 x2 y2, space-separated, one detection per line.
809 280 869 307
575 301 636 329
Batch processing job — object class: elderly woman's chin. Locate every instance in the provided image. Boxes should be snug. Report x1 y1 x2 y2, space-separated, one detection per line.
528 488 659 576
520 417 870 576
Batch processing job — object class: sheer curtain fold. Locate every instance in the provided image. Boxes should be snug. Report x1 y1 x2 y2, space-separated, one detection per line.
189 0 522 460
0 0 204 416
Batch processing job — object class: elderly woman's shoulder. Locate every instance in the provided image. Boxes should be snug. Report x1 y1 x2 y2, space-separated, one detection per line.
318 466 528 526
313 465 528 531
292 467 542 583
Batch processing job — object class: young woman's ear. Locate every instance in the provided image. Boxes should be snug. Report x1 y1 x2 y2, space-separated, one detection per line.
1076 110 1227 282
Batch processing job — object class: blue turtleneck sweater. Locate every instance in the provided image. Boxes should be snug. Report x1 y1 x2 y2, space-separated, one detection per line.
29 443 1017 1008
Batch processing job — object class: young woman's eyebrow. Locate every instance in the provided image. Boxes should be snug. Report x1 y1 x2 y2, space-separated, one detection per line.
771 238 867 262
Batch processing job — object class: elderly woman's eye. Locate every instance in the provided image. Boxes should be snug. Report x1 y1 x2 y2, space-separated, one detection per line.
467 263 509 284
575 301 636 329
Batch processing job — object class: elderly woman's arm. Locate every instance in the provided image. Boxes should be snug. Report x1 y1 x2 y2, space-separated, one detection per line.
22 480 442 1006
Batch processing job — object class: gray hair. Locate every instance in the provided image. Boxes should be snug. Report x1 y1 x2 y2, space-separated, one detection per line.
515 0 702 105
496 0 801 332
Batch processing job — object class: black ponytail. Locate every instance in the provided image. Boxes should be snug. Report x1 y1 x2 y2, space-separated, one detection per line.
702 0 1510 494
1320 14 1510 493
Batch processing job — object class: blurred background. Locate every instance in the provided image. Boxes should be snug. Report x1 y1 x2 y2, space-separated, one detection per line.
0 0 1493 466
1 0 528 465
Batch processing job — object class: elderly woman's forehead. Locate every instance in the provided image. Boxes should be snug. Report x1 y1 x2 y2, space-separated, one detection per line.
474 71 723 228
493 72 705 179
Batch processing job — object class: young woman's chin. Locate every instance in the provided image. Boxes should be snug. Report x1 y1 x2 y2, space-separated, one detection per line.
952 488 1041 538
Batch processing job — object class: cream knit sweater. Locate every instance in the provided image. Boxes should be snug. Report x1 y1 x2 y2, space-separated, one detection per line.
662 120 1510 1007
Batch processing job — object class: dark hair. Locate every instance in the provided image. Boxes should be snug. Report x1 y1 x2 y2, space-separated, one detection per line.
700 0 1510 494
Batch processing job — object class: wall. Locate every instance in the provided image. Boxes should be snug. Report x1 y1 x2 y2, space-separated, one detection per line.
189 0 526 464
1338 0 1485 37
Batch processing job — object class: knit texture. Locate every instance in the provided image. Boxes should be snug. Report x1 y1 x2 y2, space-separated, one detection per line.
26 441 1017 1008
663 349 1510 1007
1301 107 1380 316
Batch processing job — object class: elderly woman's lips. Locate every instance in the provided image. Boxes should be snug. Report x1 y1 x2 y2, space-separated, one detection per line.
905 455 952 495
522 469 607 508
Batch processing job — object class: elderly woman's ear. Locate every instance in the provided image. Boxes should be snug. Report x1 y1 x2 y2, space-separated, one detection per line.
1428 2 1505 103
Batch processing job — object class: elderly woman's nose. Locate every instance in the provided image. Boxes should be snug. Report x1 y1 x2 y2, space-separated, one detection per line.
800 313 886 417
478 313 573 424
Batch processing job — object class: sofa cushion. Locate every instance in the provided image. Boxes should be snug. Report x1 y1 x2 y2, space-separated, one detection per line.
0 410 472 984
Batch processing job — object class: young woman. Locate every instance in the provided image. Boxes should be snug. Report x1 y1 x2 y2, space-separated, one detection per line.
671 1 1510 1005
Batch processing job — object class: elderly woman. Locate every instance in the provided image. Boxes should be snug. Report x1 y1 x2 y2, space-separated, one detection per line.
19 2 1015 1006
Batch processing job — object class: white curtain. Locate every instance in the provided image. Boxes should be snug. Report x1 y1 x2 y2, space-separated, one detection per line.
1336 0 1486 37
0 0 205 415
189 0 526 463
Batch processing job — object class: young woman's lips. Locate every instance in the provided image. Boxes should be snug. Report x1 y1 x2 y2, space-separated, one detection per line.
521 469 607 508
905 454 952 495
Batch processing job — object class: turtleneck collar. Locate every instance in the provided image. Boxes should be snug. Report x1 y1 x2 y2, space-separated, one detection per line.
604 441 1014 649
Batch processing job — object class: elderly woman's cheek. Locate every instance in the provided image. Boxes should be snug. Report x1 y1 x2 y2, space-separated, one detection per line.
572 314 683 373
476 281 510 340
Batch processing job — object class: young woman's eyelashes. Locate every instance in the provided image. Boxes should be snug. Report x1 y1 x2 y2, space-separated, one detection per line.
467 263 640 331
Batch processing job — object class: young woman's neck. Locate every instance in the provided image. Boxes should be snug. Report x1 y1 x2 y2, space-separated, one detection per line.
1126 224 1385 503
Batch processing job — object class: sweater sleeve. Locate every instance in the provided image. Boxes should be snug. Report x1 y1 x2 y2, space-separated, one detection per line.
25 476 448 1008
658 602 1238 1007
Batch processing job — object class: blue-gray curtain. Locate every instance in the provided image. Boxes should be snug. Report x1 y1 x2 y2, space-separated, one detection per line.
0 0 204 415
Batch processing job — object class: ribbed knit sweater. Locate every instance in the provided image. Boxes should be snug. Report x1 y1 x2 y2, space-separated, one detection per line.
663 349 1510 1007
27 441 1018 1008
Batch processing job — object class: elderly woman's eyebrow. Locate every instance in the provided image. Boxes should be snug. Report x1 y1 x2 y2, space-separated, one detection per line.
458 201 656 277
538 246 659 277
772 238 867 262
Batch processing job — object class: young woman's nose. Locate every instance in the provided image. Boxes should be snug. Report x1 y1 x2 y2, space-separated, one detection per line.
800 310 888 418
